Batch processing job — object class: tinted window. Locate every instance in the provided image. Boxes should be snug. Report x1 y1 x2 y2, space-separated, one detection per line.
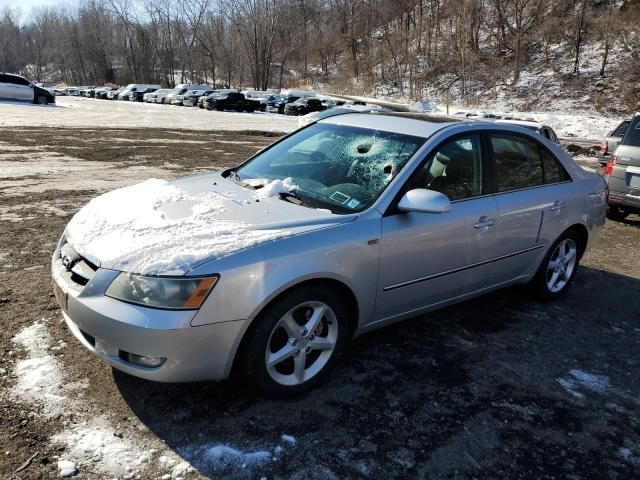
541 150 569 184
622 118 640 147
0 74 9 83
612 121 630 137
7 75 29 86
491 134 543 192
548 128 558 143
407 135 483 201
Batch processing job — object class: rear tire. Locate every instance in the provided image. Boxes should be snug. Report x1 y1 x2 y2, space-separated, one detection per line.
243 286 349 397
531 230 581 301
607 207 629 221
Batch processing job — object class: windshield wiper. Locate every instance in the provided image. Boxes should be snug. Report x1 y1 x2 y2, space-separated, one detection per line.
279 191 304 205
228 170 256 190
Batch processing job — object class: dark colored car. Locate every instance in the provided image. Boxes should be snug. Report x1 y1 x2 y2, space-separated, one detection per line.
0 73 56 105
131 88 158 102
272 95 301 114
204 92 259 112
284 98 327 116
598 119 630 166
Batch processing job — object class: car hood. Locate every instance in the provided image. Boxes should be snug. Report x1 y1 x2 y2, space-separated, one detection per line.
64 172 354 276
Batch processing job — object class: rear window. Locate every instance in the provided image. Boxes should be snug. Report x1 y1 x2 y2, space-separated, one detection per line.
621 119 640 147
612 121 630 137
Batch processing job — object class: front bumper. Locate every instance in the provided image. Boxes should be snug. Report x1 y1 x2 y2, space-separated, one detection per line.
51 251 247 382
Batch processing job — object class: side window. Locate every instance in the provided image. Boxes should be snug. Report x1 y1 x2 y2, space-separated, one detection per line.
407 135 483 201
622 118 640 147
491 134 543 192
0 74 8 83
548 128 559 143
541 150 569 184
613 121 630 138
10 75 29 86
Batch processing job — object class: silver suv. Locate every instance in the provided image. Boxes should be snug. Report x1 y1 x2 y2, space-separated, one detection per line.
598 119 630 166
604 113 640 220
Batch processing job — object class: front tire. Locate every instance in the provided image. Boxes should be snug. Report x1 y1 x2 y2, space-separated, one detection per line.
531 230 581 300
244 286 349 397
36 95 49 105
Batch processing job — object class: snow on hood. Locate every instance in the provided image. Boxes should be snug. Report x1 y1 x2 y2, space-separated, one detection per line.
65 174 347 275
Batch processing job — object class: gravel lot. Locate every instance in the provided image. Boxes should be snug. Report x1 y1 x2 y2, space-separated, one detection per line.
1 114 639 479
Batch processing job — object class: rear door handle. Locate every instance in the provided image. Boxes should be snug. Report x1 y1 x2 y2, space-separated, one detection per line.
550 200 564 212
474 218 496 229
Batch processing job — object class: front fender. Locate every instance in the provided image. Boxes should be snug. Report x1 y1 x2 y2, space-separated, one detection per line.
189 214 382 330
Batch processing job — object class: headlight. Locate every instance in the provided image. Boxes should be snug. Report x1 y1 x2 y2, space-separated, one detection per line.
106 274 218 310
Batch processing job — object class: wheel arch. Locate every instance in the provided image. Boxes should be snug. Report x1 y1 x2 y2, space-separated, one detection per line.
227 277 359 379
566 223 588 259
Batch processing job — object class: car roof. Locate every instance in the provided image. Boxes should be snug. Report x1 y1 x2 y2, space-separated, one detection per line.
318 112 463 137
495 119 545 128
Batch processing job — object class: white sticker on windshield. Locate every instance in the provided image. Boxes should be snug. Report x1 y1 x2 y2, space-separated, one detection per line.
330 191 351 205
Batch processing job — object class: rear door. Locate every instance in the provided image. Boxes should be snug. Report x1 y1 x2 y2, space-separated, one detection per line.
0 74 15 100
488 133 568 284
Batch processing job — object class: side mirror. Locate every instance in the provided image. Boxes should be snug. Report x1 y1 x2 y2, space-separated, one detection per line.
398 189 452 214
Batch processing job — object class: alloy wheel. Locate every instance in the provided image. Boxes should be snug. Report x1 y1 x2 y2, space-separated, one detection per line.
265 301 338 386
546 238 577 293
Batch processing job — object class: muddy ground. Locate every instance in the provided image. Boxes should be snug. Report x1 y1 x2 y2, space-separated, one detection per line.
1 127 639 480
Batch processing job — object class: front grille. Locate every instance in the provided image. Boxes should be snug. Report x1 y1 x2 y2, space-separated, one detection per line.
58 241 98 288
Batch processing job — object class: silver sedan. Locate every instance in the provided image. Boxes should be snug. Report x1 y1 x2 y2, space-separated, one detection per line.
52 113 607 396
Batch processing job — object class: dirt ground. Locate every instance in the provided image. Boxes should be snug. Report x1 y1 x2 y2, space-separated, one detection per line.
1 127 639 480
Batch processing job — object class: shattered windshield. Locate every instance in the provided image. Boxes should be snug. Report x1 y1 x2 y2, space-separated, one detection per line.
234 123 425 213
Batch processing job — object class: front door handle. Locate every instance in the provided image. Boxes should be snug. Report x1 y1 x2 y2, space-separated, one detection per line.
474 217 496 229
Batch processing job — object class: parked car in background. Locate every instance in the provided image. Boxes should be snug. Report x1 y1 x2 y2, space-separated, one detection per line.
204 92 259 112
164 84 210 104
0 73 56 104
494 119 560 144
66 87 80 96
95 88 114 100
598 119 630 166
117 84 161 101
52 112 606 396
181 90 214 107
106 88 122 100
284 98 327 116
152 88 173 104
603 113 640 220
52 87 67 96
131 87 158 102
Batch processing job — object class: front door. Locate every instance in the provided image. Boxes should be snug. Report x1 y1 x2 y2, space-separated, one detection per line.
375 134 499 323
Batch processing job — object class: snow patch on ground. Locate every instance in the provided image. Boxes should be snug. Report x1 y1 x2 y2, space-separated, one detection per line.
11 321 150 478
57 459 77 477
53 419 149 479
64 178 291 275
12 321 67 416
558 369 609 398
